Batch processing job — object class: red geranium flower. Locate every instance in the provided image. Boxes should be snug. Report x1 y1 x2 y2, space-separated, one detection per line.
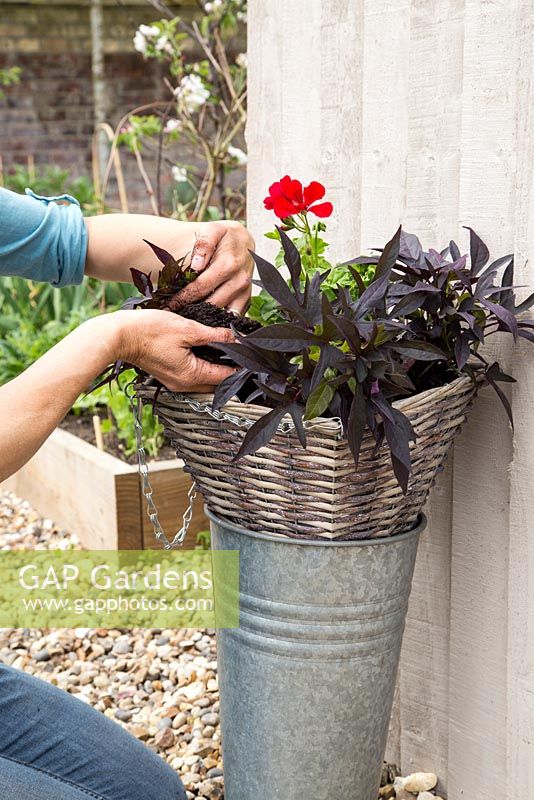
264 175 333 219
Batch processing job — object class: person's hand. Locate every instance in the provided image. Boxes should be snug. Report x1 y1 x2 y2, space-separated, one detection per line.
170 221 255 314
111 309 236 392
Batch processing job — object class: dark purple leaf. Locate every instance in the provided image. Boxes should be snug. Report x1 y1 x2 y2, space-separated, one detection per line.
449 240 461 261
250 251 304 320
480 298 518 340
399 231 423 264
391 340 448 361
234 406 289 460
244 323 323 351
464 227 490 275
328 313 362 354
122 296 149 310
375 225 402 279
346 384 367 467
484 362 515 428
277 226 303 299
353 271 391 317
143 239 174 266
383 408 416 494
212 368 250 411
287 402 307 448
130 268 154 297
348 265 367 296
515 291 534 313
213 341 295 376
454 332 471 370
390 291 430 317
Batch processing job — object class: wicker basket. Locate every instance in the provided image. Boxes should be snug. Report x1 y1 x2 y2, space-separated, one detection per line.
140 375 476 540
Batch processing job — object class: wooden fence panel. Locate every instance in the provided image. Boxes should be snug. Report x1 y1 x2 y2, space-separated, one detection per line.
248 1 534 794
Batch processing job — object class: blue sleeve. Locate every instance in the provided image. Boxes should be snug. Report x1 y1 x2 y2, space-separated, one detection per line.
0 187 88 287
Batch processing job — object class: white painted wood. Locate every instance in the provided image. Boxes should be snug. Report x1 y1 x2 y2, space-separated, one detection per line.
447 1 518 796
248 0 534 793
359 0 411 244
506 4 534 793
247 0 364 262
389 2 465 783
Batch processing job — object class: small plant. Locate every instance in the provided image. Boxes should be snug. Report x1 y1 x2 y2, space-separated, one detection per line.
75 372 164 459
195 529 211 549
0 66 21 100
1 163 100 215
115 175 534 491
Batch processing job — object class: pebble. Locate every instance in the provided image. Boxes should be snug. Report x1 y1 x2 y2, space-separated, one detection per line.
418 793 444 800
114 709 133 723
204 767 222 778
34 648 51 662
378 785 395 799
201 712 219 726
113 638 132 656
404 772 438 793
154 728 175 749
197 778 223 799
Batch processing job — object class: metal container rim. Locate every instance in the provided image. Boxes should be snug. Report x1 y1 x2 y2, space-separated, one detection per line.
205 507 427 548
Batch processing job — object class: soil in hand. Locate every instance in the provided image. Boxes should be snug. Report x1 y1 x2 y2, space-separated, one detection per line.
178 301 261 364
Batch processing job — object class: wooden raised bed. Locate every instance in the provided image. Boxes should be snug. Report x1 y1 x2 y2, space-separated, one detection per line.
1 428 207 549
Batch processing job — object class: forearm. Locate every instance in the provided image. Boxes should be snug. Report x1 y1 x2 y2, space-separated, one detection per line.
84 214 203 283
0 316 119 481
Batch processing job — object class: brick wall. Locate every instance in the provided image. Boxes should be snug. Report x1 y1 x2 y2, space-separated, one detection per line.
0 1 194 211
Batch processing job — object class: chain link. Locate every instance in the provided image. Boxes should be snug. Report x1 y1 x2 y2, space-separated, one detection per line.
169 393 343 434
129 390 196 549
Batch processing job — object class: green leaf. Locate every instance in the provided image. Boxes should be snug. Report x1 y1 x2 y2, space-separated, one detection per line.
304 381 335 420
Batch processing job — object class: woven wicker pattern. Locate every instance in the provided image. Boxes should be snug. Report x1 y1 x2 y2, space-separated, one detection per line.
140 375 476 540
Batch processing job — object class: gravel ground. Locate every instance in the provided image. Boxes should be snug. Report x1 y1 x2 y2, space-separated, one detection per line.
0 489 442 800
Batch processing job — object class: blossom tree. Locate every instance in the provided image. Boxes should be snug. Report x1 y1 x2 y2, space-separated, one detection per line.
102 0 247 221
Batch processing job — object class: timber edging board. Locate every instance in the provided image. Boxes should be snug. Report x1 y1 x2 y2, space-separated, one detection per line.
1 428 206 549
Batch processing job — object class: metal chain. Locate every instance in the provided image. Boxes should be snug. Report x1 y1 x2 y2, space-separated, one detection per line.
129 390 196 549
169 393 343 435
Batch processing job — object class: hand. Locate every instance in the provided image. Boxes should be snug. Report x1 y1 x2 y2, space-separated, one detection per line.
170 220 255 314
112 309 236 392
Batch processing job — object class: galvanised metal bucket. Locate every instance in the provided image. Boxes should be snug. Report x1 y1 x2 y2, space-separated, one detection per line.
208 508 425 800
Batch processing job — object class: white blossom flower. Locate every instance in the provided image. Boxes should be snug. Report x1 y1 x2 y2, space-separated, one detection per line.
174 73 210 114
139 24 160 38
204 2 214 10
134 24 160 54
235 52 248 69
227 145 247 166
172 165 188 183
133 31 147 54
164 118 181 134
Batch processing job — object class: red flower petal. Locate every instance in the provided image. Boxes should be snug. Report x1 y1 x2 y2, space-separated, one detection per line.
279 175 304 206
263 196 274 210
272 197 299 218
303 180 325 207
308 201 333 218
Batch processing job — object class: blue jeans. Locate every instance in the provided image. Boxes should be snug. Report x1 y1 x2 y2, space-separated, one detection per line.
0 664 186 800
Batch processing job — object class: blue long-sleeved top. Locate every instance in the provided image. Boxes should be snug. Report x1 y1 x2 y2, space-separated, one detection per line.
0 187 87 286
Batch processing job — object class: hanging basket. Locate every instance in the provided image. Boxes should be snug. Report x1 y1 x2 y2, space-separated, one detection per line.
139 374 476 541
